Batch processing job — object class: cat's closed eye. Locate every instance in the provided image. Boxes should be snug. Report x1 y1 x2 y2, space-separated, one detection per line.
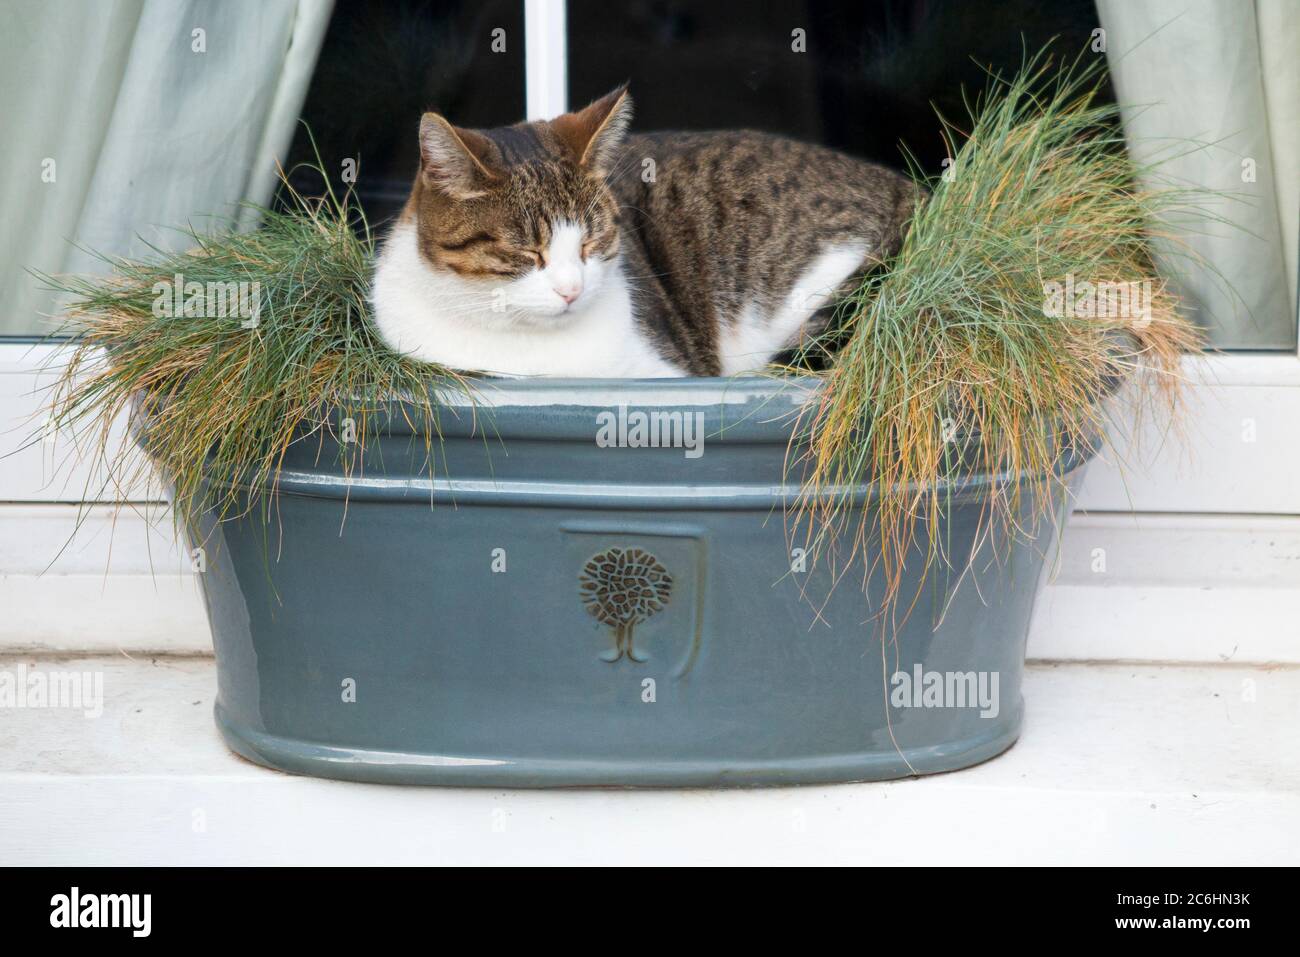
436 231 497 252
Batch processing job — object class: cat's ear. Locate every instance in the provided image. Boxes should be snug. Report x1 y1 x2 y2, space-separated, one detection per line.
418 113 500 199
551 84 632 176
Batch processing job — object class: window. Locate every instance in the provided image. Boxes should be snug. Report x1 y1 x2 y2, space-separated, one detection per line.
1 0 1297 594
567 0 1113 176
282 0 526 228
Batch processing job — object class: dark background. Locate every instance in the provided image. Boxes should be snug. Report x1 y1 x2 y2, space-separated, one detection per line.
284 0 525 224
284 0 1111 229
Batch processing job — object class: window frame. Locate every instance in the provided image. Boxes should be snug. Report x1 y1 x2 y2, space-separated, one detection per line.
3 0 1298 521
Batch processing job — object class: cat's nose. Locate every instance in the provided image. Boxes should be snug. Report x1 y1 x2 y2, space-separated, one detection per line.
554 282 582 305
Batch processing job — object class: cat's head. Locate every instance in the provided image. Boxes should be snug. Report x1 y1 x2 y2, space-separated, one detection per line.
408 86 632 322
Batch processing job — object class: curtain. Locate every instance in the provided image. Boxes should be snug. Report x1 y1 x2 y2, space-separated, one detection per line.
1097 0 1298 350
0 0 333 336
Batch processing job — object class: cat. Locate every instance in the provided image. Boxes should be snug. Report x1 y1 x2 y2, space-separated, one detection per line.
370 85 920 377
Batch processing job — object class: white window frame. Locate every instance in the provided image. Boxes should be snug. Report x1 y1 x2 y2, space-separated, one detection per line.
2 0 1297 661
524 0 568 119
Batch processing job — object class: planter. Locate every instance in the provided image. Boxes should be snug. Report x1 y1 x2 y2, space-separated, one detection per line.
191 377 1091 787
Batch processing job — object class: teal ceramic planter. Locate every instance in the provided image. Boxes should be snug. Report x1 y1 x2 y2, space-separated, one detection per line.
192 377 1089 787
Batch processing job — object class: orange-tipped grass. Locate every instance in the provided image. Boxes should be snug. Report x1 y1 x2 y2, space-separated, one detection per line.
44 167 476 550
790 50 1202 634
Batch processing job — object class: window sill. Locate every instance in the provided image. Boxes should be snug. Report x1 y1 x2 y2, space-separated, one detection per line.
1 654 1293 865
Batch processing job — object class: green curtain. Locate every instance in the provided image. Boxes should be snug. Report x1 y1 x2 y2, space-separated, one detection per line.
0 0 333 335
1098 0 1298 350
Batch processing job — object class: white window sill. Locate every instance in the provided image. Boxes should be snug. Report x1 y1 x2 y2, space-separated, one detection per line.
1 654 1294 865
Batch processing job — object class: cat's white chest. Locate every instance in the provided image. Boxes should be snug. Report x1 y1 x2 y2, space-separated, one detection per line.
370 223 681 378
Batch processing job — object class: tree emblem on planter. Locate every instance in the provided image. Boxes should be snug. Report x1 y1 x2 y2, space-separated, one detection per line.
579 547 673 663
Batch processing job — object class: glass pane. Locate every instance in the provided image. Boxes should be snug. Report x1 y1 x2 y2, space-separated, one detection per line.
567 0 1296 352
569 0 1111 176
282 0 526 230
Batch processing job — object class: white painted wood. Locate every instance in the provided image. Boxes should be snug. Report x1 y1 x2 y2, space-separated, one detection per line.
524 0 567 120
0 576 209 654
0 341 67 375
1078 370 1300 513
1194 353 1300 387
1027 584 1300 663
1025 511 1300 663
1049 512 1300 587
1 656 1294 865
0 343 157 502
0 503 186 574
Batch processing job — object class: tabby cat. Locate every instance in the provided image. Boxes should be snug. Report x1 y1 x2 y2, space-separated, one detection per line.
371 86 918 377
